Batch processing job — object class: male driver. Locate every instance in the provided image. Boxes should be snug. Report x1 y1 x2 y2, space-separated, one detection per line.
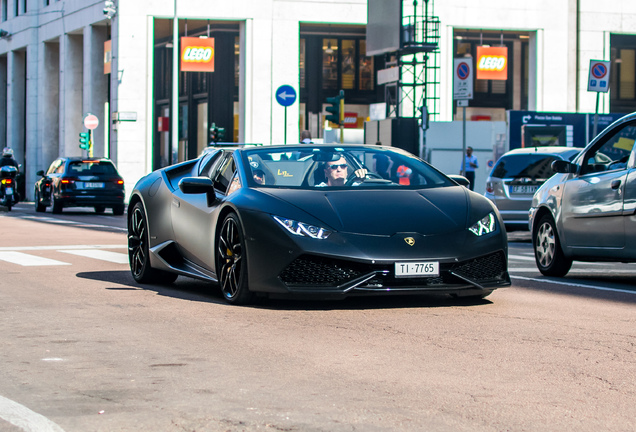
317 156 367 186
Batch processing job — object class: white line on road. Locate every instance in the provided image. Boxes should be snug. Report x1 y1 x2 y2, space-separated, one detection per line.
59 249 129 264
512 275 636 295
0 394 66 432
0 252 70 266
0 245 126 252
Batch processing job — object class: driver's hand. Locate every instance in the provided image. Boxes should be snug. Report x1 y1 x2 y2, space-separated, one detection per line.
354 168 367 178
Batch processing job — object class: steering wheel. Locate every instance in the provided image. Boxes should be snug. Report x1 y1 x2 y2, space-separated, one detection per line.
344 171 383 186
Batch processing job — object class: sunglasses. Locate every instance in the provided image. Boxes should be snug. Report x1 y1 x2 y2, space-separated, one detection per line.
327 164 348 170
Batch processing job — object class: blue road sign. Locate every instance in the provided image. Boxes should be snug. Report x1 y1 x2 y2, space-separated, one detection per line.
276 85 297 107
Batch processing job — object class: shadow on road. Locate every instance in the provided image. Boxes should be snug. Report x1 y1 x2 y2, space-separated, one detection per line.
76 270 494 310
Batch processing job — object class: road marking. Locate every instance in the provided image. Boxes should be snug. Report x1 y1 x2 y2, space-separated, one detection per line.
508 254 535 261
512 275 636 295
0 394 66 432
0 252 70 266
19 216 75 224
0 245 126 252
59 249 128 264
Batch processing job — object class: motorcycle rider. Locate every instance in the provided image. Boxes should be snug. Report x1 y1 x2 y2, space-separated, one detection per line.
0 147 19 169
0 147 20 202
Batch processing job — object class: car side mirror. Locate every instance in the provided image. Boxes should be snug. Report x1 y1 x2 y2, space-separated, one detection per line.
36 170 45 176
448 174 470 188
551 160 577 174
178 177 217 206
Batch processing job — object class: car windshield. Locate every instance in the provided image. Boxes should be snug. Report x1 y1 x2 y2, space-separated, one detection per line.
68 161 118 176
491 152 578 179
240 146 454 189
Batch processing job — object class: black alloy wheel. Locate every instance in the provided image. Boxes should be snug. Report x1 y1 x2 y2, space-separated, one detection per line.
35 190 46 212
128 202 177 284
51 190 63 214
533 214 572 277
217 213 253 305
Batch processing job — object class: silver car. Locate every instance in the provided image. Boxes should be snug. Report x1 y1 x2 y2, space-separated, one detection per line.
485 146 581 230
529 112 636 276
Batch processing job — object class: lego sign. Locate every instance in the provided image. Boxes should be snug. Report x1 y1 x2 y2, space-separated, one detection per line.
476 46 508 80
180 37 215 72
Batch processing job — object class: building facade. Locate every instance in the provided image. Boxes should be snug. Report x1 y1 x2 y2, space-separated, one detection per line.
1 0 636 201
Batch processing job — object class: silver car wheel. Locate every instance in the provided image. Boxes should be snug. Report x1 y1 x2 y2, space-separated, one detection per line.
535 221 556 268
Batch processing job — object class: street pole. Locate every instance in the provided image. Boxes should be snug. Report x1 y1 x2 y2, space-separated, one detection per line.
593 92 600 139
171 0 179 164
461 105 467 175
284 107 287 144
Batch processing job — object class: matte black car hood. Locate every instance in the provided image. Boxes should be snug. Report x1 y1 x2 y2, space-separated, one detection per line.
261 187 469 236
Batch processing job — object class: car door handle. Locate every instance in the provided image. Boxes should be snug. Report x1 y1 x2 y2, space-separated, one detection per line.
172 198 180 208
611 180 621 190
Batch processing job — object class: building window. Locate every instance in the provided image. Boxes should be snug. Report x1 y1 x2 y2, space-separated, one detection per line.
299 38 305 89
610 34 636 113
359 40 374 91
322 38 338 90
2 0 7 22
453 30 529 112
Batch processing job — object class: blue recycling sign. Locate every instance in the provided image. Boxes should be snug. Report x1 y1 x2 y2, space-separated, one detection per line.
275 85 297 107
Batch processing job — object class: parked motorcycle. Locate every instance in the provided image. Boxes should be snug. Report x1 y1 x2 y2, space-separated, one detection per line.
0 165 19 210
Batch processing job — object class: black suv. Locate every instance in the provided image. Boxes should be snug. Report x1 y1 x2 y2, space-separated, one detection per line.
34 157 125 215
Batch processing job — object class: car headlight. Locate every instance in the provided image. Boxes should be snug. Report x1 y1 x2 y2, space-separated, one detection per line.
273 216 332 239
469 212 496 236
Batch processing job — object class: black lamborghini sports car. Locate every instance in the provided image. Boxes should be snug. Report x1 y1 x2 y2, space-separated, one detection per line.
127 144 510 304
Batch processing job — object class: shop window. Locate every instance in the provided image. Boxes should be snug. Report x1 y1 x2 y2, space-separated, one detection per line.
453 31 526 110
610 35 636 113
322 38 338 90
234 37 239 88
618 49 635 100
300 39 306 89
342 39 355 90
359 40 374 91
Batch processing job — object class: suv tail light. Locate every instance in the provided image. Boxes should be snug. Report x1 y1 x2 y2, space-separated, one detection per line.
486 182 494 193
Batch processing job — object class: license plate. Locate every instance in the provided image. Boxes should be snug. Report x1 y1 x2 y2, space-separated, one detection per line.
5 187 13 195
395 261 439 278
510 185 538 194
84 182 104 188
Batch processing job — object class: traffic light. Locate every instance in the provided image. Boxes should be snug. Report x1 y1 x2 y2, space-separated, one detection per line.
210 123 227 144
79 132 90 150
325 90 344 126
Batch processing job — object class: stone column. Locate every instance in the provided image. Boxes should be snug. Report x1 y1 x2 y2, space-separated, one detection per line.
0 57 7 149
60 34 83 157
7 50 26 165
84 25 109 158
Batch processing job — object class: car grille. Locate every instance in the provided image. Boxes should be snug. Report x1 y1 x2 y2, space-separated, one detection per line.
279 251 508 290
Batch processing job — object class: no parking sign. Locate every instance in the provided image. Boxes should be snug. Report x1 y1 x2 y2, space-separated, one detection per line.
588 60 610 93
453 58 473 100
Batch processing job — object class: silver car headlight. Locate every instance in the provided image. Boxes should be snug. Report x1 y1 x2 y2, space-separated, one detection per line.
273 216 332 239
469 212 496 236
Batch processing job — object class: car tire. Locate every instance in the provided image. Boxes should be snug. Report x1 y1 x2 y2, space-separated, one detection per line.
217 212 253 305
94 205 105 214
533 214 572 277
112 204 125 216
51 191 63 214
35 190 46 212
128 202 178 284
